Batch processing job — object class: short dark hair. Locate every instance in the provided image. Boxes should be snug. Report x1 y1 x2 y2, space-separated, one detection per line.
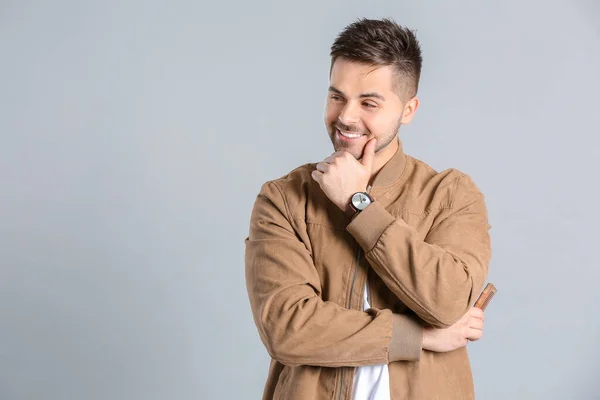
330 18 422 99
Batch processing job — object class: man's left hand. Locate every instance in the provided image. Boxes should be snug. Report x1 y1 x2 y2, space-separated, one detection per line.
311 138 377 211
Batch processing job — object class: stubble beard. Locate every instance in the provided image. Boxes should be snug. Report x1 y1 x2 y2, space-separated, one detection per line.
328 118 403 160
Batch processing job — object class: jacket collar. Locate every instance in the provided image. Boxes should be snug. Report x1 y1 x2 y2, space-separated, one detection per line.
370 138 408 189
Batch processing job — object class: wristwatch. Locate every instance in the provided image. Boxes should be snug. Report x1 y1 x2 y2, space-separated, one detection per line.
345 191 374 219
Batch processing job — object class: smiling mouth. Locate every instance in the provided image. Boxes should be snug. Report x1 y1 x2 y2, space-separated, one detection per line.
336 128 365 139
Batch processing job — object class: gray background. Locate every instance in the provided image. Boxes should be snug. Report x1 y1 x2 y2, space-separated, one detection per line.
1 0 599 399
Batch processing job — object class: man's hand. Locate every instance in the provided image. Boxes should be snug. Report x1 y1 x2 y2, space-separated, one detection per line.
311 138 377 211
422 307 485 352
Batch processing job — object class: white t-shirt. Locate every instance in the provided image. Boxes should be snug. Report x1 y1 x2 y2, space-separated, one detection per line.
352 281 390 400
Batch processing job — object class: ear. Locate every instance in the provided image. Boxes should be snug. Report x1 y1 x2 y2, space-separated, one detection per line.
400 96 420 124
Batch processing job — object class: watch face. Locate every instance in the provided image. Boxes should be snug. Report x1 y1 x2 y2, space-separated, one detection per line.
352 192 372 211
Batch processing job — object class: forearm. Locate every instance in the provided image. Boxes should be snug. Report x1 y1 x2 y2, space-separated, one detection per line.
246 239 423 367
347 201 490 328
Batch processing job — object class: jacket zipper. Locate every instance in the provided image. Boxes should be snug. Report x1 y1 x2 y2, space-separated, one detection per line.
337 245 362 400
337 185 373 400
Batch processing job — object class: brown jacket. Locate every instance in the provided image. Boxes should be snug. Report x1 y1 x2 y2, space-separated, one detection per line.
245 142 492 399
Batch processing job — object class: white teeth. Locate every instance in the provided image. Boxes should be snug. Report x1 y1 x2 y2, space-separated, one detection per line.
338 129 363 139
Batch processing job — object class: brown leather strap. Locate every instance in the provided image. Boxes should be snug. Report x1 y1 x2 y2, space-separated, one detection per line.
345 203 358 219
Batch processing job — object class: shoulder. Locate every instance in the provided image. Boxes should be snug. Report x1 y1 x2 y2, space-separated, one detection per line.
260 162 315 196
407 155 484 209
255 162 317 215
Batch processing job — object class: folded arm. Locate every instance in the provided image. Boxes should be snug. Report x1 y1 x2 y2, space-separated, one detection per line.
346 175 492 328
245 181 423 367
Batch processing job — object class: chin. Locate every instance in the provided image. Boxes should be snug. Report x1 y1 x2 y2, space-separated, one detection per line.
333 143 361 159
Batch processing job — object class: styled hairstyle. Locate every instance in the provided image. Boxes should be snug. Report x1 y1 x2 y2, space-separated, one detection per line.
330 18 423 99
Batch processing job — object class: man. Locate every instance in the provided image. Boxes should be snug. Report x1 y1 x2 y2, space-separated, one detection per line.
245 18 491 400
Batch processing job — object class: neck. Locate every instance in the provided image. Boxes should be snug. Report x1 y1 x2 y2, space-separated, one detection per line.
369 137 400 185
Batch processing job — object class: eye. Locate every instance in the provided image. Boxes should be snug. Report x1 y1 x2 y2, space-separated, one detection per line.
363 102 377 108
330 95 343 102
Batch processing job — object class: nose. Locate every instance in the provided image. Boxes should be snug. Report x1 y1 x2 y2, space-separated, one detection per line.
338 102 360 126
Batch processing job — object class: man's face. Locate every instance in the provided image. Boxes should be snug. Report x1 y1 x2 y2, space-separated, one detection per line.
325 58 408 160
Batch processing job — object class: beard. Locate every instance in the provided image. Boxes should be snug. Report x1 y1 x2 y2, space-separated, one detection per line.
328 117 403 159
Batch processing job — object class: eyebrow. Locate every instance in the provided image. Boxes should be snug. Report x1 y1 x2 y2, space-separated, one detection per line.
328 86 386 101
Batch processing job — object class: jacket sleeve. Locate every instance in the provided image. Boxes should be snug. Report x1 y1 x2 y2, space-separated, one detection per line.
346 174 492 329
245 181 423 367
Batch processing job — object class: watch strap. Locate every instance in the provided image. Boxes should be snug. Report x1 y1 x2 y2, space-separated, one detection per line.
345 192 373 219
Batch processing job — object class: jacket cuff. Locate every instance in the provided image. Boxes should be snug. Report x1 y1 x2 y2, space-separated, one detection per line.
388 313 423 362
346 201 395 253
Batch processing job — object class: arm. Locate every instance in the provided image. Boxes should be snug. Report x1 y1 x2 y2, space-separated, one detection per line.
346 174 492 328
245 181 423 367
